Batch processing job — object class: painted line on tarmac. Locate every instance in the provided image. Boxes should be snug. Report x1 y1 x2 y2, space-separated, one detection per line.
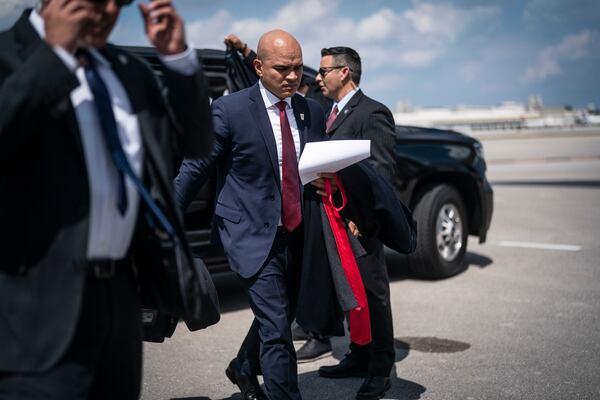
487 155 600 165
499 241 581 251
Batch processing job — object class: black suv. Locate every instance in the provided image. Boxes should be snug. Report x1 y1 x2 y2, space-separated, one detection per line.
127 46 493 279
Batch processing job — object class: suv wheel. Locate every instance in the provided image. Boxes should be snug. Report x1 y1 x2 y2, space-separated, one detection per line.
409 184 468 278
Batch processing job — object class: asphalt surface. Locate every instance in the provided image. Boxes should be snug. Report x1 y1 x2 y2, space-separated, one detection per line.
141 130 600 400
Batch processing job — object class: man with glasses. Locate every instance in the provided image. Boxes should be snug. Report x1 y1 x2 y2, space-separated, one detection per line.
314 46 398 400
0 0 212 398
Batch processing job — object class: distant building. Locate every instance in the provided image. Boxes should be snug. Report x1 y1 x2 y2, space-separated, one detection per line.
394 96 596 134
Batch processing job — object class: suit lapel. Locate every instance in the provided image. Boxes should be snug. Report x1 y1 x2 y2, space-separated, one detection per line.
14 10 41 60
292 94 309 152
102 46 147 114
328 89 363 136
248 84 281 191
104 47 180 216
14 10 85 162
102 46 160 186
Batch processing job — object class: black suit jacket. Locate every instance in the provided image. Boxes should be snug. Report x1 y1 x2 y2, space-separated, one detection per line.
327 89 398 192
0 11 213 373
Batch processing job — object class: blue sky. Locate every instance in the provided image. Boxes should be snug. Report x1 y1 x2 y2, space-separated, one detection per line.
2 0 599 110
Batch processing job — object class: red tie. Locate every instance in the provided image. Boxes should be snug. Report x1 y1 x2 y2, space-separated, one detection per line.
276 101 302 232
325 105 339 133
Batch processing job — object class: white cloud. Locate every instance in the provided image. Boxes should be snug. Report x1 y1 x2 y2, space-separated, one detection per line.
356 9 397 41
183 0 499 70
0 0 35 18
0 0 36 29
403 1 497 42
523 30 598 82
186 10 235 49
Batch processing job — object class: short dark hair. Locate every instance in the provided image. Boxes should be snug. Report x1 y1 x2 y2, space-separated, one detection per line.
320 46 362 85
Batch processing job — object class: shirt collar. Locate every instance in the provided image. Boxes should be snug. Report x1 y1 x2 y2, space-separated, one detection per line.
29 8 45 39
333 87 358 113
259 80 293 109
29 9 111 69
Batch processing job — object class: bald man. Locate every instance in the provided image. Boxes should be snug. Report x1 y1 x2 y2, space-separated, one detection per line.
175 30 332 400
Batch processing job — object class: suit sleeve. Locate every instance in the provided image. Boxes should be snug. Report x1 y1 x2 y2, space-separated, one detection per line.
243 50 258 72
307 98 328 142
160 58 214 159
174 98 230 211
0 43 79 161
362 108 397 186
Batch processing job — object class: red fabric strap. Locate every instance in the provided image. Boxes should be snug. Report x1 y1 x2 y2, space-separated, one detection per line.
322 176 371 345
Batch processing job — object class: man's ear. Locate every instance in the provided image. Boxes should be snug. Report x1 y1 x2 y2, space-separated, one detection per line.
341 66 352 84
254 59 263 78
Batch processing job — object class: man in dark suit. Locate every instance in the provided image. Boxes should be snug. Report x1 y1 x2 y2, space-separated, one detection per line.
0 0 212 398
175 30 334 400
314 46 398 400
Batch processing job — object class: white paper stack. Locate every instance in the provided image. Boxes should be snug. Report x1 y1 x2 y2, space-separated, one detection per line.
298 140 371 185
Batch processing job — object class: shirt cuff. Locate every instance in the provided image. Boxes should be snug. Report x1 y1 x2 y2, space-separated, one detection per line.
53 46 78 72
159 45 199 76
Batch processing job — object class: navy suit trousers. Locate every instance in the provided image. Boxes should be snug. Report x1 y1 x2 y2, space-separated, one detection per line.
236 229 302 400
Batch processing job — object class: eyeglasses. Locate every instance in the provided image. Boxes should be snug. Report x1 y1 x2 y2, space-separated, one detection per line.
318 65 350 77
89 0 134 6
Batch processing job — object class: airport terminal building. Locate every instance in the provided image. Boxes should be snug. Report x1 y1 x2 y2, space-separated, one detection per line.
394 96 600 134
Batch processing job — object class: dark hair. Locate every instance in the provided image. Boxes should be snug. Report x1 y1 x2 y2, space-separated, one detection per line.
320 46 362 85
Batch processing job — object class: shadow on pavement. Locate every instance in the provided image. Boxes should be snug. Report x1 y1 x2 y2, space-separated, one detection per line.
395 337 471 353
465 251 493 269
298 369 426 400
386 250 493 282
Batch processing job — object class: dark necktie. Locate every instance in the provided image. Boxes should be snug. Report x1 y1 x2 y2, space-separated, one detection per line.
275 101 301 232
325 105 339 133
78 49 175 237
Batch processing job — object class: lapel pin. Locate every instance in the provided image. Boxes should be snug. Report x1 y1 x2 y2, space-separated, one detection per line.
118 54 128 64
344 109 349 114
300 113 304 121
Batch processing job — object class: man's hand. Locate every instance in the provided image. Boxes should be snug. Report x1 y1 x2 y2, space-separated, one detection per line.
224 33 251 57
224 34 244 50
139 0 186 55
347 220 361 238
41 0 99 53
311 172 338 197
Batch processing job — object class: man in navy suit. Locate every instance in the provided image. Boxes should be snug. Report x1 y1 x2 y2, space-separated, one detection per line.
175 30 334 400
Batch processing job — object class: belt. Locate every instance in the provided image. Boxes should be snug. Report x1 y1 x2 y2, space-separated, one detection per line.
86 258 129 279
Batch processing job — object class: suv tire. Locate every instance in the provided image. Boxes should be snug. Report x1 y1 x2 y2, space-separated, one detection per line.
409 184 468 278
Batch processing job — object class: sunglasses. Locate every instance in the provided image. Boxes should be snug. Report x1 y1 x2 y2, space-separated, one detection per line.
318 65 351 77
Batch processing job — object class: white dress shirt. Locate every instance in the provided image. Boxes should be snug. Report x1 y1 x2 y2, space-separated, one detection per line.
332 87 358 115
29 10 197 259
258 80 301 182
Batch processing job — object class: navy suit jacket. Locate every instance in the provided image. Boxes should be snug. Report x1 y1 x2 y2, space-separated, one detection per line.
175 83 327 278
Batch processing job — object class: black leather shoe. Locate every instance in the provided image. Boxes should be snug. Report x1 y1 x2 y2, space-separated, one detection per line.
355 376 391 400
318 356 368 379
296 338 332 363
225 359 269 400
291 323 309 341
